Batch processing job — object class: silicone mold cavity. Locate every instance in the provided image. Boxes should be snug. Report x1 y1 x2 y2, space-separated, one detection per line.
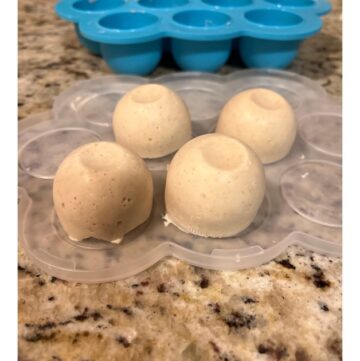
55 0 331 74
265 0 315 7
139 0 189 9
281 161 342 227
298 97 342 158
99 12 159 31
244 9 303 27
18 69 341 283
19 128 101 179
173 10 232 27
202 0 252 7
73 0 125 11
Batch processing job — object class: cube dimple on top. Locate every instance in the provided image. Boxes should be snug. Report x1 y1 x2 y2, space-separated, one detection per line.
55 0 331 75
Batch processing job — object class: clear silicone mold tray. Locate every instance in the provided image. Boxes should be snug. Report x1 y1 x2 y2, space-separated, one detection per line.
18 69 341 283
55 0 331 74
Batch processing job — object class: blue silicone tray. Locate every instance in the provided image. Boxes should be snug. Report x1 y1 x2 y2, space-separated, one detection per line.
55 0 331 75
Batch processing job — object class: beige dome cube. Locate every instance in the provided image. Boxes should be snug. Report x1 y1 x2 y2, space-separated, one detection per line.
113 84 192 159
164 134 265 238
53 141 153 243
216 88 297 164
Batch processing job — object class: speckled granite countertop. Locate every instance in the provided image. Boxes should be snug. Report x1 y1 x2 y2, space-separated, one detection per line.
18 1 342 360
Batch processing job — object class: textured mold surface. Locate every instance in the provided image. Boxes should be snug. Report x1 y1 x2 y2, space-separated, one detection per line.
19 128 101 179
55 0 331 74
18 70 341 283
281 161 342 228
298 99 342 158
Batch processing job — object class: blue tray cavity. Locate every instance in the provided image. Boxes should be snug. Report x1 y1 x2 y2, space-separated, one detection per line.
56 0 331 75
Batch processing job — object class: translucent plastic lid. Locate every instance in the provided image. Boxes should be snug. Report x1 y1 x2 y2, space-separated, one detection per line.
18 69 341 283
